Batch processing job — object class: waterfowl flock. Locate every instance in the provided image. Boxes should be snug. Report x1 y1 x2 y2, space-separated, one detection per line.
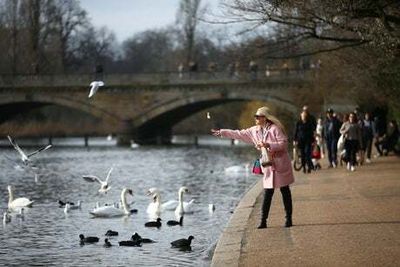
2 135 224 254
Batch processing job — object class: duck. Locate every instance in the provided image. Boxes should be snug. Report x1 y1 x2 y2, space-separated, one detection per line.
7 185 34 211
118 240 141 247
104 238 112 247
79 234 99 244
58 200 75 207
64 201 81 213
131 232 156 243
167 216 183 226
82 166 114 194
175 187 194 216
171 235 194 248
89 188 133 217
146 187 161 218
161 186 195 211
144 218 162 228
105 230 118 236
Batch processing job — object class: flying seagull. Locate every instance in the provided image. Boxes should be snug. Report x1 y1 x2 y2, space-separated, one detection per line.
7 135 52 165
82 166 113 193
88 81 105 98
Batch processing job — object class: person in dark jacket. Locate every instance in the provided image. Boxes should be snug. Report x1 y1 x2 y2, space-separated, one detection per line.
360 112 375 163
323 108 342 168
294 111 315 173
375 120 399 156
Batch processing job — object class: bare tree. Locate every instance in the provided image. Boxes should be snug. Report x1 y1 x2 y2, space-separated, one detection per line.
50 0 89 71
176 0 203 65
222 0 400 58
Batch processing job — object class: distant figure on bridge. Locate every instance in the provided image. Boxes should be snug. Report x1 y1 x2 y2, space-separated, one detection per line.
211 106 294 229
207 62 217 78
178 63 184 79
249 60 258 81
282 62 289 76
265 65 271 77
227 63 235 78
234 61 241 79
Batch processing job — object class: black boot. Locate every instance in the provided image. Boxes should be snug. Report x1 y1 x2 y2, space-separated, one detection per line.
281 186 293 228
285 216 292 228
258 189 274 229
257 220 267 229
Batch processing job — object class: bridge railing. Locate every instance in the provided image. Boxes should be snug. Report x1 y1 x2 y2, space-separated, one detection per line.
0 68 315 88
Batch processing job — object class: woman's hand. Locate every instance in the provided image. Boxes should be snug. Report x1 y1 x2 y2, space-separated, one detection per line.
256 142 270 149
211 129 221 137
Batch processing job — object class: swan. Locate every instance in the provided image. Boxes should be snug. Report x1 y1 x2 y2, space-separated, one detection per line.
175 186 194 216
162 186 195 211
146 187 161 218
82 166 114 193
7 135 52 165
88 80 104 98
89 188 133 217
7 185 34 211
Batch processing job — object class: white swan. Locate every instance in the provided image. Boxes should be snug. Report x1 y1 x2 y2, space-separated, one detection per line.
7 185 34 211
83 166 113 193
89 188 133 217
175 186 194 216
7 135 52 165
162 186 195 211
88 80 104 98
146 188 161 218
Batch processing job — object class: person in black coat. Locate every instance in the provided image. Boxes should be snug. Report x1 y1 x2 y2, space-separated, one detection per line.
323 109 342 167
294 110 315 173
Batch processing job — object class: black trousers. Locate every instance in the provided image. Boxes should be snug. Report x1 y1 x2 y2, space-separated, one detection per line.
260 186 292 221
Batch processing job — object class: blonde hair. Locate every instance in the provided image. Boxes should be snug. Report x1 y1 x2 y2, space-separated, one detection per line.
255 106 287 135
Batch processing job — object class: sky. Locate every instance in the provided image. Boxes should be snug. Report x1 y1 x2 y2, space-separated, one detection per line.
79 0 222 43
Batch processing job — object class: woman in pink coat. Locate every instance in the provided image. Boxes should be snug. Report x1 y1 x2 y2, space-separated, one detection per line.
211 106 294 229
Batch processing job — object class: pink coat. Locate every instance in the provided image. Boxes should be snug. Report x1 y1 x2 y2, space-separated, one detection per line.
220 124 295 189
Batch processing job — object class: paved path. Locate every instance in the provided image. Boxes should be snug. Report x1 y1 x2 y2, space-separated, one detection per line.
211 155 400 267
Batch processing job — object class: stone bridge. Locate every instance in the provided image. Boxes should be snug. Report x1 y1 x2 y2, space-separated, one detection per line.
0 70 327 144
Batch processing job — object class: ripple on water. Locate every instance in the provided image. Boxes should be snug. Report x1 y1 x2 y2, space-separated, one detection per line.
0 145 257 266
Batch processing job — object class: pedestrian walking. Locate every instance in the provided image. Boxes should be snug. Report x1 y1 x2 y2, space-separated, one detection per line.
293 110 315 173
211 106 294 229
340 112 362 171
324 108 342 168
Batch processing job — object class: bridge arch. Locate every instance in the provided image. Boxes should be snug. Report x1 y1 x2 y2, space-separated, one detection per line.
131 92 299 144
0 93 121 126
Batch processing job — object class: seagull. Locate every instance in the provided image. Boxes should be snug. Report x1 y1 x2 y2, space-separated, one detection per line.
88 81 104 98
7 135 52 165
206 112 211 119
82 166 113 193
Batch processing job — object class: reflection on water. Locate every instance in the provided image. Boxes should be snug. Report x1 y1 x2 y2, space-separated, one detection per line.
0 142 258 266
